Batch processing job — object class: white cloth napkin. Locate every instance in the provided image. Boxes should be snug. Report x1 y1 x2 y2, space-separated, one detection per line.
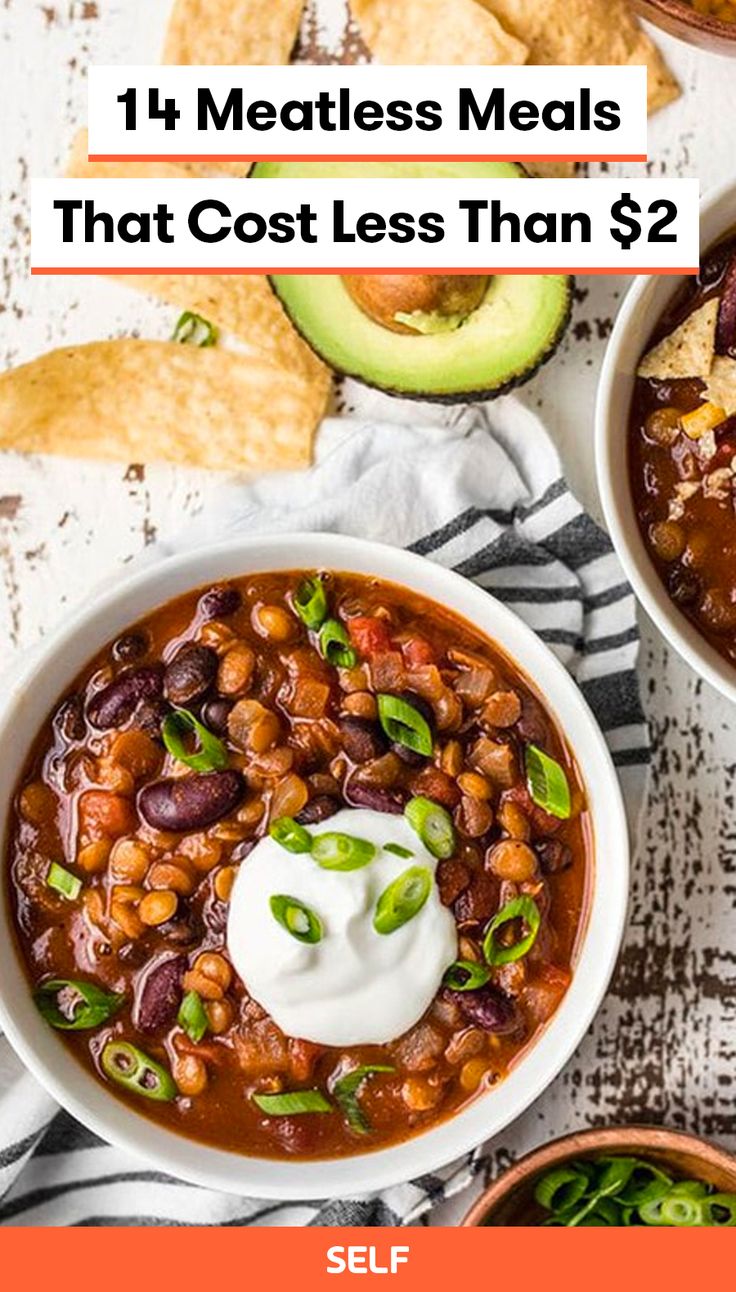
0 400 649 1225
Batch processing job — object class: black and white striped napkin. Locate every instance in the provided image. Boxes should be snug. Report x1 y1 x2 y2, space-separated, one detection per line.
0 400 649 1226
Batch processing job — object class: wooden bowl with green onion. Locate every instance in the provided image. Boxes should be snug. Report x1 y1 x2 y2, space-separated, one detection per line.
461 1126 736 1227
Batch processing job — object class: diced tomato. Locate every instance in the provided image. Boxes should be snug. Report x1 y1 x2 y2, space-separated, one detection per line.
288 1038 324 1082
402 636 435 668
77 790 137 841
347 615 393 656
409 765 461 810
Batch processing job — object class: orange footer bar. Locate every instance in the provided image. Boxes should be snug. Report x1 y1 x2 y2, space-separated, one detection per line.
0 1225 729 1290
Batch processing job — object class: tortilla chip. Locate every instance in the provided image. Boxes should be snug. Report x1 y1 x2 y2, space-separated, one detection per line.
526 161 576 179
705 356 736 417
64 132 330 391
0 340 326 472
68 127 249 181
120 274 331 390
479 0 678 113
637 300 719 382
351 0 528 65
163 0 305 65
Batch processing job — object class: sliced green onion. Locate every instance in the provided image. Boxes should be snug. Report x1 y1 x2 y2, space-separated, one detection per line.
34 979 124 1031
377 694 433 757
172 310 218 347
659 1195 709 1227
46 862 81 901
101 1040 176 1101
178 990 209 1043
595 1157 639 1199
534 1166 592 1214
294 576 328 631
443 960 491 992
253 1090 332 1115
535 1156 730 1228
318 619 357 669
374 865 432 935
269 816 313 854
616 1160 673 1207
703 1194 736 1227
162 707 229 773
405 796 455 859
384 842 414 859
333 1064 395 1135
270 894 323 944
312 832 376 872
525 744 572 819
482 895 541 966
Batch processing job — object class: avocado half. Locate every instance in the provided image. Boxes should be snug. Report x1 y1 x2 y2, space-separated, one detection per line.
251 161 572 403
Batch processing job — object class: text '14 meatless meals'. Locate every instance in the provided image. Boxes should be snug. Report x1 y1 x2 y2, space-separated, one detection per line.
6 571 591 1160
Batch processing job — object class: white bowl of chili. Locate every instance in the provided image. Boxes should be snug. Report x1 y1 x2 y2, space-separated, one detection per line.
0 532 628 1199
596 176 736 708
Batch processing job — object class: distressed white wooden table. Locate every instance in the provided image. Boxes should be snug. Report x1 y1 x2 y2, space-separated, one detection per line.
1 0 736 1225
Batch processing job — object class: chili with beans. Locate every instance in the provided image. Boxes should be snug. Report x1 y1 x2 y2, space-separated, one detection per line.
7 571 591 1159
630 233 736 665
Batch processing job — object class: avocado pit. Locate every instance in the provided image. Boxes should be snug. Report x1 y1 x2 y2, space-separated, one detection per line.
342 274 490 335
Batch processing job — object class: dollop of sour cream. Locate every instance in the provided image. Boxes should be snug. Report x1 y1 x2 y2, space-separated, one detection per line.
227 807 458 1047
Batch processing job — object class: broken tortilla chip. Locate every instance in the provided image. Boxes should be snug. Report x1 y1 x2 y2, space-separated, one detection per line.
67 127 249 181
705 356 736 417
637 300 719 382
351 0 528 65
163 0 305 65
526 161 576 179
0 340 326 473
117 274 331 391
64 132 330 392
479 0 678 113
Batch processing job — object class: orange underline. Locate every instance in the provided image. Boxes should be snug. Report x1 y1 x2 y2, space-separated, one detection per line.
32 265 699 276
86 153 648 164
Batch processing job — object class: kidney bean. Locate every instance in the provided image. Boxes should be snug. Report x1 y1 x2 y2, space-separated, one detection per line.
112 631 149 663
164 643 218 706
158 914 201 947
668 564 702 607
198 584 242 621
87 665 163 731
134 954 186 1033
453 870 497 925
392 742 425 767
449 984 516 1033
339 716 387 764
296 795 340 825
131 697 170 740
536 839 573 875
138 769 245 832
54 695 86 743
344 779 404 814
201 697 233 734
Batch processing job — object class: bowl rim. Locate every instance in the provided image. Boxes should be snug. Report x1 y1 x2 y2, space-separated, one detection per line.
0 531 629 1200
637 0 736 41
595 175 736 708
461 1124 736 1224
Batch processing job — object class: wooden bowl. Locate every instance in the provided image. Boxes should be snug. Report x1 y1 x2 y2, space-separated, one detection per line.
633 1 736 56
461 1126 736 1226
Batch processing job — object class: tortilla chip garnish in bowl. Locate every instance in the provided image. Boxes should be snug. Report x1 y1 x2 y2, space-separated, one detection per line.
0 340 327 473
637 300 720 381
